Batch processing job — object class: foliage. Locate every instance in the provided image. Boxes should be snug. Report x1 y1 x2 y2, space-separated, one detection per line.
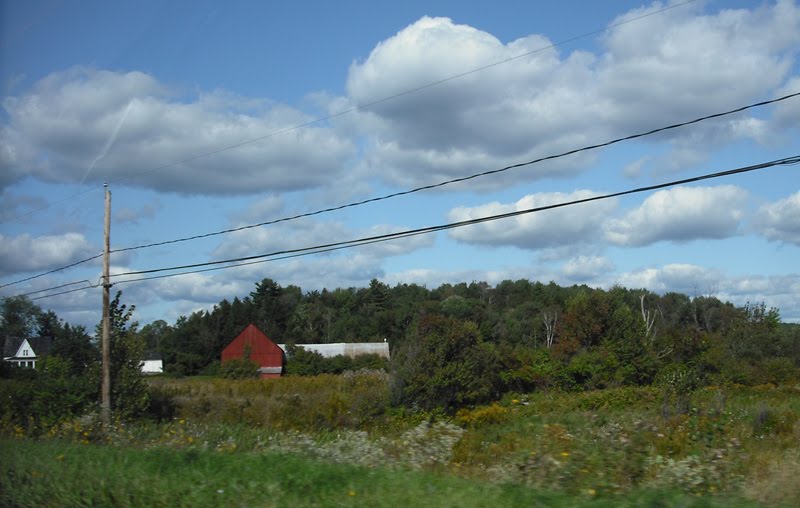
391 315 501 412
6 382 800 506
0 295 44 341
148 371 391 431
0 299 99 433
284 345 388 376
219 357 260 379
5 438 742 508
4 279 799 423
100 291 150 420
149 277 797 404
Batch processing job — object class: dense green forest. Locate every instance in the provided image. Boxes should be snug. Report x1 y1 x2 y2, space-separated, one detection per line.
2 277 799 420
152 278 799 395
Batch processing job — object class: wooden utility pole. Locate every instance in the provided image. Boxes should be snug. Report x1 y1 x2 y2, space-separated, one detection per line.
101 183 111 426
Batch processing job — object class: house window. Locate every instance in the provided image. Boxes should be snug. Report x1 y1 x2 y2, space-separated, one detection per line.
23 350 29 356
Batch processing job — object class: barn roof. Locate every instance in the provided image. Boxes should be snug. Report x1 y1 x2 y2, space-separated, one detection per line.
278 342 390 359
222 324 284 358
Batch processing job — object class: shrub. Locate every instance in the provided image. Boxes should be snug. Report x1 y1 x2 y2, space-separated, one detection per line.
149 371 392 431
754 357 797 385
220 358 259 379
658 364 700 417
284 346 389 376
390 315 501 412
457 403 509 427
0 357 99 435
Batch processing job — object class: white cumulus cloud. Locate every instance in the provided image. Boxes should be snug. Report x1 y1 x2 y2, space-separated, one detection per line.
755 191 800 245
0 67 355 194
605 185 748 246
448 190 617 249
337 3 800 189
0 232 97 276
615 263 722 294
561 255 614 281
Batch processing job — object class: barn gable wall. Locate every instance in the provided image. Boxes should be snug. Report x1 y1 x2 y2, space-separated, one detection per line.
221 324 284 378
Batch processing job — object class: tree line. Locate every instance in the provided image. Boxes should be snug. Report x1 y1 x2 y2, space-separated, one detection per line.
2 277 799 421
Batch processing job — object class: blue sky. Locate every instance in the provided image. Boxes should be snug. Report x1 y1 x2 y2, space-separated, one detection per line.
1 0 799 328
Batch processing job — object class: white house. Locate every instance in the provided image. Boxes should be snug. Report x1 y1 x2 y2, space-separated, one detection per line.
140 352 164 374
277 342 390 359
3 337 52 369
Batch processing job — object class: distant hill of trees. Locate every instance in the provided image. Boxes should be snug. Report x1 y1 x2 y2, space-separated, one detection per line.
3 277 799 417
140 278 798 403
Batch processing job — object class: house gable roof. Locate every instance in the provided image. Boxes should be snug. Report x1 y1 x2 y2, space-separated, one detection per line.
3 336 52 359
3 337 23 358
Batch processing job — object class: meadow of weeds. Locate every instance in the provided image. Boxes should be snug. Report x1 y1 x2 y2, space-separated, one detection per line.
3 372 800 506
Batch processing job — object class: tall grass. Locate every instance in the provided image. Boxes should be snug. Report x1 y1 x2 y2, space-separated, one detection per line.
0 439 753 508
3 373 800 505
149 370 392 431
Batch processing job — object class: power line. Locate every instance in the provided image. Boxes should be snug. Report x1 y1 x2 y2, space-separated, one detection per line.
109 90 800 256
112 234 425 287
109 155 799 280
107 0 698 187
14 153 798 302
2 0 695 225
0 253 103 290
0 279 97 302
4 89 799 291
28 284 99 303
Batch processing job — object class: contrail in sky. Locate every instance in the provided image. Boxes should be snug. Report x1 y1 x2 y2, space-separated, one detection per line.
81 100 133 184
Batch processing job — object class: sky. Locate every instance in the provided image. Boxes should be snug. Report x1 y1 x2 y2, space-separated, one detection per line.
1 0 799 329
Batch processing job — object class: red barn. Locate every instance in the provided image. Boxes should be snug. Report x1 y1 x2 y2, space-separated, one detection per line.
221 324 284 378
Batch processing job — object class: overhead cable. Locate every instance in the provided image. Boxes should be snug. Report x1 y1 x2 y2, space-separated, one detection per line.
13 154 797 302
0 254 103 290
110 155 800 279
109 90 800 256
13 90 796 294
0 280 96 302
1 0 696 226
107 0 698 186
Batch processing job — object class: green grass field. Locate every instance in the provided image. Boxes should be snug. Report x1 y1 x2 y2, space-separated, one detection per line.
0 439 756 508
3 377 800 506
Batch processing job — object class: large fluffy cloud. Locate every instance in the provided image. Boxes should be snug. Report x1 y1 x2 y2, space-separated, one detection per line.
0 232 97 276
448 190 617 249
755 191 800 245
614 264 800 321
3 3 798 196
605 185 747 246
339 2 800 188
0 68 355 194
615 263 722 294
561 255 614 281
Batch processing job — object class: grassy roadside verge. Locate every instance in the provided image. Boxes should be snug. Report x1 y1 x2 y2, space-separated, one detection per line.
0 438 756 508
